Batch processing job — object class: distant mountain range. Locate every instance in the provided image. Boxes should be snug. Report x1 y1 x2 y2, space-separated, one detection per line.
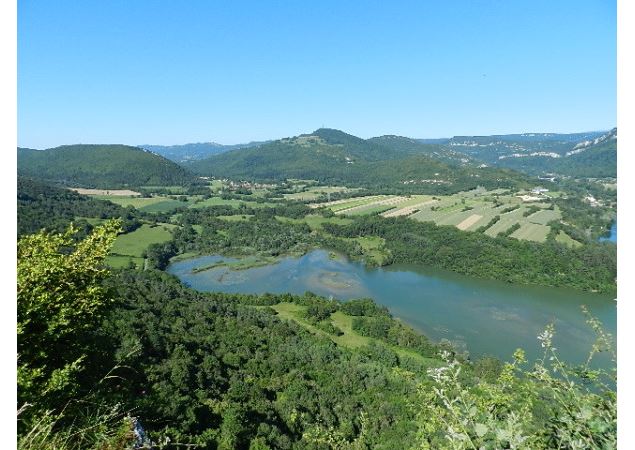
185 128 532 194
17 128 616 191
17 144 196 188
440 129 616 177
139 141 270 163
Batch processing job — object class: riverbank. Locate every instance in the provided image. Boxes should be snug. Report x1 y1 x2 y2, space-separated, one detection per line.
167 249 616 366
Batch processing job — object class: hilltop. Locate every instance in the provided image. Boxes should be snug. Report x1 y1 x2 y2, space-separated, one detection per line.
187 128 531 194
17 144 197 188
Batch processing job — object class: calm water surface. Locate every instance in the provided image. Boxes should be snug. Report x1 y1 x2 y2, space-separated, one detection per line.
168 250 616 365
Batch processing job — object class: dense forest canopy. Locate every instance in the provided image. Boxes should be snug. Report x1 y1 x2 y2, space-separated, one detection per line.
17 177 142 237
17 144 197 188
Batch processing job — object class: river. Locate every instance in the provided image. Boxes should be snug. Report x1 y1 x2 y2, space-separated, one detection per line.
167 250 616 366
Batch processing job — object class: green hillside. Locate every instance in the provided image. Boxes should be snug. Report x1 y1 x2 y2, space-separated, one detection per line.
188 129 531 194
18 144 196 188
554 133 617 177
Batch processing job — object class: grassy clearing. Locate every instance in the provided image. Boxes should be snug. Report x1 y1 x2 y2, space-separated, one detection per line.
105 255 144 269
76 217 106 226
111 223 176 257
271 303 334 339
556 230 583 248
271 304 438 368
341 236 390 265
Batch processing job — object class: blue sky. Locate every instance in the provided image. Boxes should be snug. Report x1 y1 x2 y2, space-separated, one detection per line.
18 0 616 148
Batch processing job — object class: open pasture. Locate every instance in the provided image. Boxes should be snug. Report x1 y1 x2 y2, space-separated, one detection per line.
111 223 176 258
510 223 551 242
188 196 275 209
94 195 167 209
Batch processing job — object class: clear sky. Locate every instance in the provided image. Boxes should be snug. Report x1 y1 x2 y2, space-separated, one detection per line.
18 0 616 148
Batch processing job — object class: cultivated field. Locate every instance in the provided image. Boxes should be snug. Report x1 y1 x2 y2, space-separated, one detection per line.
310 188 562 243
284 186 357 201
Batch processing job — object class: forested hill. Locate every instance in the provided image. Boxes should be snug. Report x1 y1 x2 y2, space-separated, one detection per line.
17 177 141 237
368 135 479 165
187 128 532 194
17 144 197 188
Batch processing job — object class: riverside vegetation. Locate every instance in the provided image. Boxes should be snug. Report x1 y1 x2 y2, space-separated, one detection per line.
17 221 616 449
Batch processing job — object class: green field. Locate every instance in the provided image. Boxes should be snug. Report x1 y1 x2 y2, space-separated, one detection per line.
188 196 275 209
94 194 191 213
349 236 389 265
94 195 166 208
556 230 582 248
111 223 176 258
104 255 144 269
526 209 560 225
140 199 190 212
510 223 551 242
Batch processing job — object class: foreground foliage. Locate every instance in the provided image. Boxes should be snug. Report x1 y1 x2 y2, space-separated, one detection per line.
417 312 616 449
17 225 617 449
